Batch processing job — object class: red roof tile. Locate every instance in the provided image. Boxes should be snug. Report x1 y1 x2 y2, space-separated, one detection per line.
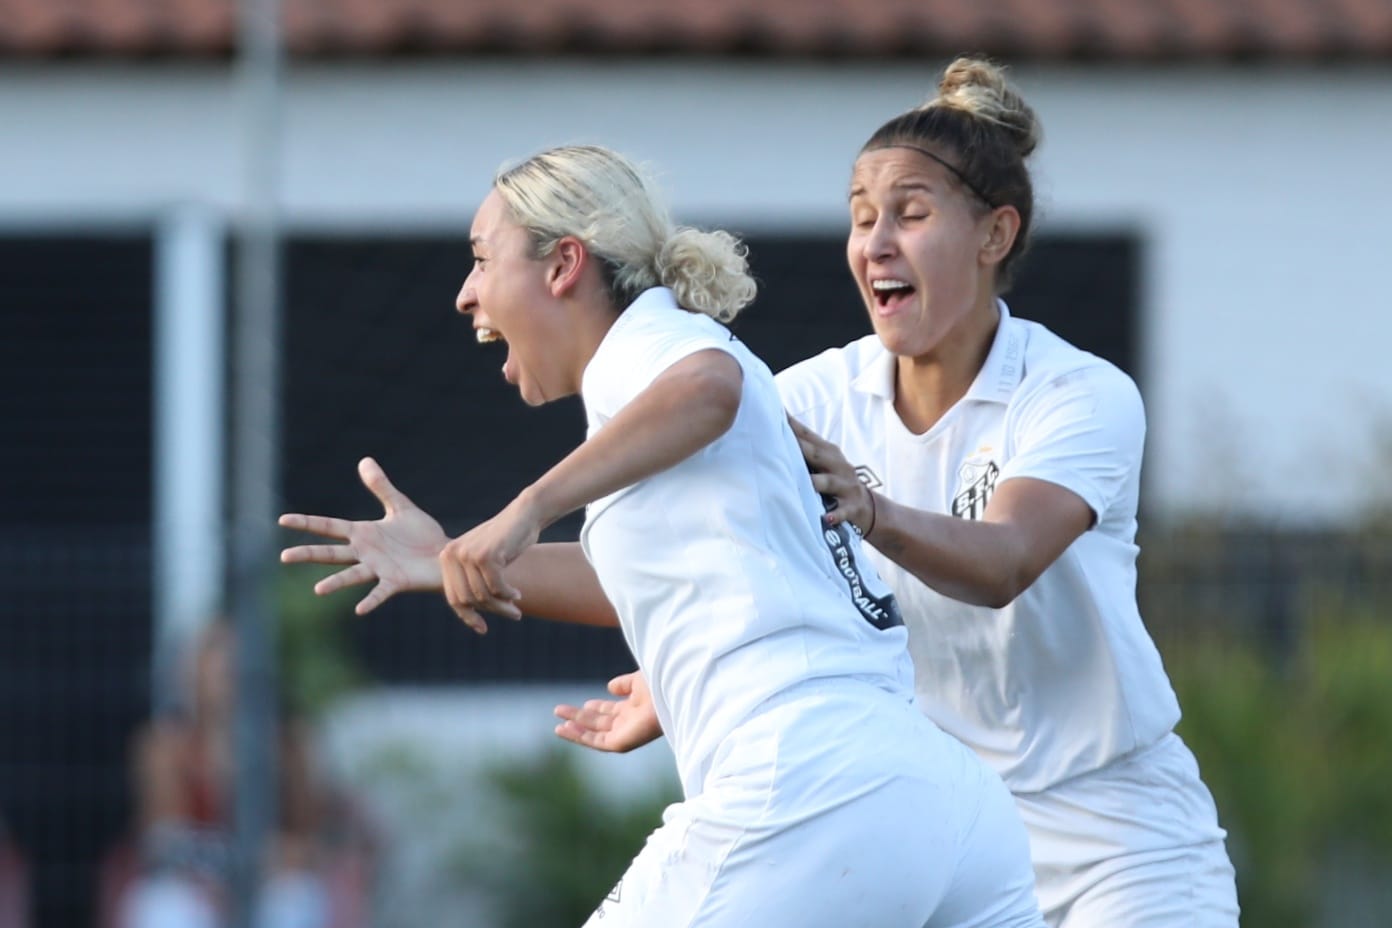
1 0 1388 60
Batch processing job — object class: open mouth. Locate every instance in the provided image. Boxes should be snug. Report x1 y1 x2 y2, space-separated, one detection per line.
475 325 518 385
871 278 916 308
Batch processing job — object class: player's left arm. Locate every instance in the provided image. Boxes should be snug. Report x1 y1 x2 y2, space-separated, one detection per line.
441 348 743 618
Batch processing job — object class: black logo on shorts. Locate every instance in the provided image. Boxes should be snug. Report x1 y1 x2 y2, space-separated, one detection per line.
952 460 999 521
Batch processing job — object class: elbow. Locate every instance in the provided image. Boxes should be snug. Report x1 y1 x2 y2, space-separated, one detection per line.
693 369 742 441
710 381 741 435
978 583 1023 610
940 573 1020 609
960 545 1037 607
978 562 1041 609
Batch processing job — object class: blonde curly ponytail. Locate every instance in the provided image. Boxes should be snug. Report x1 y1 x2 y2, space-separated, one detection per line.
657 228 756 323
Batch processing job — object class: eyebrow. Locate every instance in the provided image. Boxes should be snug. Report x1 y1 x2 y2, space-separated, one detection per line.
469 236 485 248
892 181 937 196
848 180 937 202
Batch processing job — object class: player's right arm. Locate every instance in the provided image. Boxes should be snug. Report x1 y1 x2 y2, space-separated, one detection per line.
279 456 618 629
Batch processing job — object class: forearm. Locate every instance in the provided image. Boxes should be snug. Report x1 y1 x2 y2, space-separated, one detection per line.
511 542 618 627
522 351 741 528
867 493 1037 608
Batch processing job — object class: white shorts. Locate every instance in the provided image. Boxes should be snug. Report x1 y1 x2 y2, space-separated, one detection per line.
1015 733 1239 928
583 681 1043 928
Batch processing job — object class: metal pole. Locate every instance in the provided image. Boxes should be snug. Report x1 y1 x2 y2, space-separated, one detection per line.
152 205 226 715
231 0 283 925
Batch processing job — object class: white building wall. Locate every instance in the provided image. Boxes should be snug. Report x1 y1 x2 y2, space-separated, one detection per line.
3 59 1389 523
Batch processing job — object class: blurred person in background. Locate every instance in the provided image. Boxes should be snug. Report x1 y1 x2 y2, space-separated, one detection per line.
0 817 29 928
104 620 359 928
282 143 1046 926
553 57 1240 928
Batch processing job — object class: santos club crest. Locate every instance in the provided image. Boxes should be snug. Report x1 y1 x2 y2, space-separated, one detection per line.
952 459 999 520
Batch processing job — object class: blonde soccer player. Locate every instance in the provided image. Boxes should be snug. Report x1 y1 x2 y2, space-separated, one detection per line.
281 145 1044 927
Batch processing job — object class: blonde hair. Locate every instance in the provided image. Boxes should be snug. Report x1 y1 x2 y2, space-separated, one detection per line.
862 56 1042 290
493 145 757 322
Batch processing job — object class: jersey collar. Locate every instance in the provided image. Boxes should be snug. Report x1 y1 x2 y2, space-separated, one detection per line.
850 299 1025 405
583 286 679 397
627 285 680 314
964 299 1026 405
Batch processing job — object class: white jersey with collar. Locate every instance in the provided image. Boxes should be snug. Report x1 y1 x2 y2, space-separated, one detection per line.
776 300 1181 794
579 287 914 798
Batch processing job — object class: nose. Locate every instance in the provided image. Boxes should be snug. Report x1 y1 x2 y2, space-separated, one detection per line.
455 276 477 316
862 216 896 263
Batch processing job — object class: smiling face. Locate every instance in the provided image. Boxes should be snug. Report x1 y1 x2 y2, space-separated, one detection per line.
847 147 1008 362
456 189 578 406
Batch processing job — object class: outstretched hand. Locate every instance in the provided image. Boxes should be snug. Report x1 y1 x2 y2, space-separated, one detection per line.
279 457 448 615
788 416 875 534
554 670 663 753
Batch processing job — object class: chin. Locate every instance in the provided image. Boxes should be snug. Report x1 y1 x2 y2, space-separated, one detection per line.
880 332 938 363
519 378 573 407
869 320 910 354
873 312 941 357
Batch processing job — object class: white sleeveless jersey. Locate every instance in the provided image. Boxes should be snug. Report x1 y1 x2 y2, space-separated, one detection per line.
579 288 914 797
776 301 1181 793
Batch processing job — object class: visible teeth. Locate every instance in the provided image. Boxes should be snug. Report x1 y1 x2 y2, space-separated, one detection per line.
476 327 503 344
872 279 912 291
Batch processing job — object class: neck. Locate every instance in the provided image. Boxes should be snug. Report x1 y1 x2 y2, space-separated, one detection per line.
892 298 1000 434
570 291 624 392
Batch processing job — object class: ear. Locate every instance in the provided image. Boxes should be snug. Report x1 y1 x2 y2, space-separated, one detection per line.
979 205 1021 269
547 236 588 298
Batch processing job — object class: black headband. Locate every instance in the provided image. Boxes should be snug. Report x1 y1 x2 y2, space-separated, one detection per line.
881 144 996 209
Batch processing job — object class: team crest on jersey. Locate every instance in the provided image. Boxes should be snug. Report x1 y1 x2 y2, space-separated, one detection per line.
952 459 999 520
854 465 883 490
